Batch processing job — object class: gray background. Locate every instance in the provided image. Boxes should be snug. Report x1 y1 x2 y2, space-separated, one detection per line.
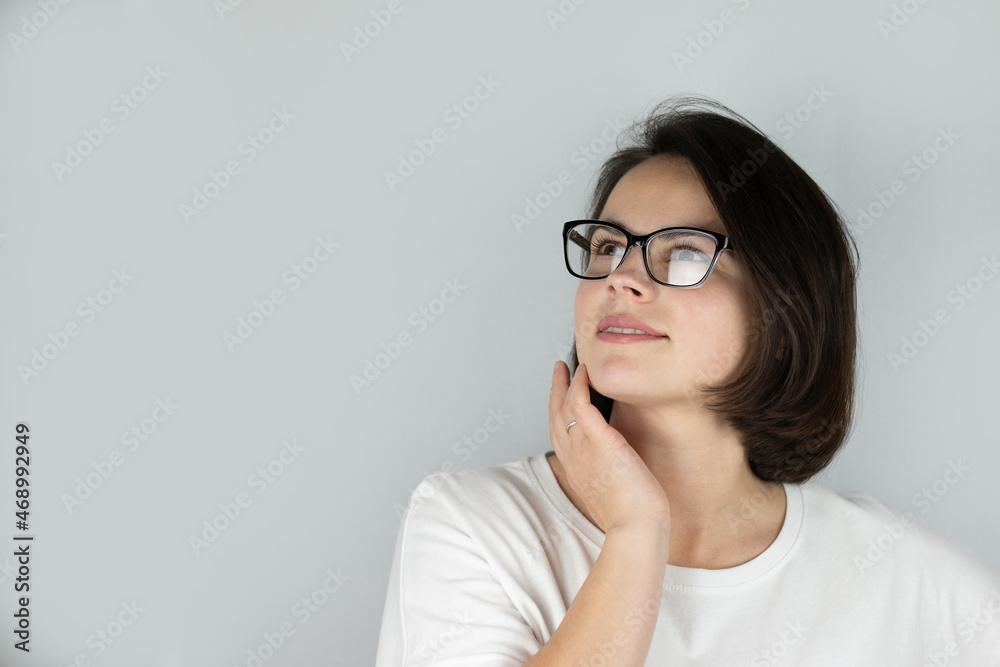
1 0 998 665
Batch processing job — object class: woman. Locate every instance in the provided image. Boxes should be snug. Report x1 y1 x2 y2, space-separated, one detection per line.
375 95 1000 666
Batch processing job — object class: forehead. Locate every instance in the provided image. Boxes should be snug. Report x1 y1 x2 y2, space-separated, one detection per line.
600 156 727 236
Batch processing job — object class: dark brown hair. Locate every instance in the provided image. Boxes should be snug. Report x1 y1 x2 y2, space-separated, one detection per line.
568 94 859 484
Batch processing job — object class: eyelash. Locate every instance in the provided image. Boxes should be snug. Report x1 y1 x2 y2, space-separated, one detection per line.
589 234 706 258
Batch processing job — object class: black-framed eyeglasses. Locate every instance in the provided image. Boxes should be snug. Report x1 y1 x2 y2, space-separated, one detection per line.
562 219 735 288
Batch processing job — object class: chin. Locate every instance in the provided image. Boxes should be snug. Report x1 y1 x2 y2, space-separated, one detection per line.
584 355 690 406
587 358 651 395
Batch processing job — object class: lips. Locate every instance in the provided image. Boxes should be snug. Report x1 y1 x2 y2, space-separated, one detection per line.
596 316 666 337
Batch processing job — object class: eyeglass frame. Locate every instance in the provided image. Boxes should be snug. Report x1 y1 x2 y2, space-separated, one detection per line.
561 219 736 289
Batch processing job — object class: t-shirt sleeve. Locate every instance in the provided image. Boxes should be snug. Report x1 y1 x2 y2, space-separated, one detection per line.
853 492 1000 665
918 529 1000 666
374 473 543 666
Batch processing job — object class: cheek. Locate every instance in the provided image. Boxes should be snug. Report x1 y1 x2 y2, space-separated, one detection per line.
679 295 750 377
574 283 597 335
572 286 587 361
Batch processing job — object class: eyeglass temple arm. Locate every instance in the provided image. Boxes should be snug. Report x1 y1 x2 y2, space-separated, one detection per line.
568 229 626 249
568 228 635 252
567 229 590 251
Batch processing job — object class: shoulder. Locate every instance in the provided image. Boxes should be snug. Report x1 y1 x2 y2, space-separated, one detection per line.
799 479 911 527
379 455 554 665
400 454 549 531
789 482 1000 663
799 479 1000 592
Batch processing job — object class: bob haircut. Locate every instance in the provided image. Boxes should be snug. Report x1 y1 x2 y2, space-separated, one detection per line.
568 94 860 484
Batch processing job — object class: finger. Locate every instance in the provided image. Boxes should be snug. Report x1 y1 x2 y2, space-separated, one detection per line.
560 365 595 458
549 361 570 422
566 365 619 441
564 362 593 411
569 399 613 439
559 364 592 446
548 361 572 454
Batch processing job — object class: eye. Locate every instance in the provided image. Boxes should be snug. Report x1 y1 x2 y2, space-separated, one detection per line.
671 245 710 262
590 233 625 256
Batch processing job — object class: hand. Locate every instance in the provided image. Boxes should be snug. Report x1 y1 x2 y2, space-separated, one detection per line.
549 361 671 534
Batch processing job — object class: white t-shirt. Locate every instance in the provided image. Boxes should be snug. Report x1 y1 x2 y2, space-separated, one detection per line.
375 451 1000 666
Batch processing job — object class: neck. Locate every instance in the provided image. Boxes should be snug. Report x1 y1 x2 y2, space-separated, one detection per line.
608 401 786 568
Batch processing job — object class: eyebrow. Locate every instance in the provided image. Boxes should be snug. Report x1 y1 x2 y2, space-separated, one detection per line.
601 216 726 235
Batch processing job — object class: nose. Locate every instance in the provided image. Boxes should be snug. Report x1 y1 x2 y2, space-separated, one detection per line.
606 241 654 293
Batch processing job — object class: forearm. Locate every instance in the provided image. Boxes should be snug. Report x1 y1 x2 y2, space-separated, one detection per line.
523 520 670 667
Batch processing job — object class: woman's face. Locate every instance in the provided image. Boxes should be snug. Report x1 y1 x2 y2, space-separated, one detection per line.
574 155 755 409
